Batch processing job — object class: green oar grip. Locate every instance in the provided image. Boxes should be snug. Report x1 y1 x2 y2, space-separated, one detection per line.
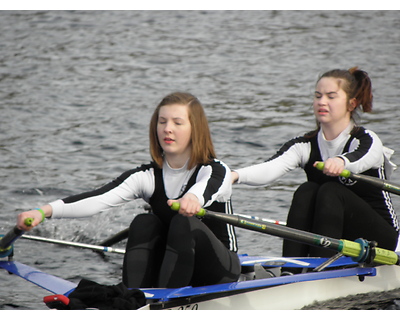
315 162 351 178
170 202 206 217
340 239 362 258
340 239 399 265
24 218 33 227
373 247 400 265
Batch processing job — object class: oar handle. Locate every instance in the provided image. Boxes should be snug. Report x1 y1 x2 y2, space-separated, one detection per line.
341 239 399 265
24 218 33 227
315 162 351 178
170 202 206 217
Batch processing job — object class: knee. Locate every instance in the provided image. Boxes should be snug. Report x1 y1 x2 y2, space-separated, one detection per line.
290 181 320 206
128 214 163 240
130 213 160 229
293 181 319 197
168 214 191 234
316 182 345 203
167 215 204 244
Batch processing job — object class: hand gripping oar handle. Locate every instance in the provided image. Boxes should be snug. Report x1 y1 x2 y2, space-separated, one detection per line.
0 218 33 257
170 203 399 266
315 162 400 196
170 202 206 215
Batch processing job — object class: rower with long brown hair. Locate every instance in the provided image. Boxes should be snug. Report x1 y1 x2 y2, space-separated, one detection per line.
17 92 240 288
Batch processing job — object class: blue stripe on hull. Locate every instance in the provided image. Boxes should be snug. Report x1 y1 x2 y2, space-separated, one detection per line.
141 267 376 301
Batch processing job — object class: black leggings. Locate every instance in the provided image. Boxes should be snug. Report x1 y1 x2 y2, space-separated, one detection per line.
283 181 398 261
122 213 241 288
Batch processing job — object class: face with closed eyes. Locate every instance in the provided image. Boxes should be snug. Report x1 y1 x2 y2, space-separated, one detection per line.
157 104 192 167
313 77 354 127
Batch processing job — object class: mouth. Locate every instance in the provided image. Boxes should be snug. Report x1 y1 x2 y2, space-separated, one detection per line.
164 137 174 144
317 108 329 115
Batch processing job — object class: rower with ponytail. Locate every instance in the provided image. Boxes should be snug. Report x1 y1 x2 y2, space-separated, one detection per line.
232 67 399 275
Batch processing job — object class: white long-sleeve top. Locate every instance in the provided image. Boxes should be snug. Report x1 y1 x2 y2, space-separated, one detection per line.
50 158 232 219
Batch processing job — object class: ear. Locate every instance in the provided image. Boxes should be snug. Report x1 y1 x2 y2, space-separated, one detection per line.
348 98 357 111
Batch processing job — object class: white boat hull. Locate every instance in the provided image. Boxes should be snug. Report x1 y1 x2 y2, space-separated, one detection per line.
140 265 400 310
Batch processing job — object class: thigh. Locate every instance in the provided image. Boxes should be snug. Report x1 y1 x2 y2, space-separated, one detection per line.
286 181 320 230
342 197 398 250
190 218 241 286
283 181 320 258
123 214 167 288
313 182 398 250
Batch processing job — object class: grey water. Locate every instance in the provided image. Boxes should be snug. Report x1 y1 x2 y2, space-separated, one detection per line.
0 10 399 310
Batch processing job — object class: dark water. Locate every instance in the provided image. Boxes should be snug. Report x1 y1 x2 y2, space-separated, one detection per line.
1 10 400 310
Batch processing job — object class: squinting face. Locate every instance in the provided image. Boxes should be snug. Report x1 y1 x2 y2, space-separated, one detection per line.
157 104 192 161
313 77 351 126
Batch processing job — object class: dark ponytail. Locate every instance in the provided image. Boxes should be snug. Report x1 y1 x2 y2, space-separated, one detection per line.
348 67 373 112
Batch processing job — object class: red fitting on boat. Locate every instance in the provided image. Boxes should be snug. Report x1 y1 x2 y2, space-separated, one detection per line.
43 294 70 310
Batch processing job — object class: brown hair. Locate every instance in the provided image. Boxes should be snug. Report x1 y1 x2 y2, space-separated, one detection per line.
149 92 216 169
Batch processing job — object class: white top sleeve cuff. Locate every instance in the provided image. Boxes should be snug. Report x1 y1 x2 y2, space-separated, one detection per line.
49 199 65 219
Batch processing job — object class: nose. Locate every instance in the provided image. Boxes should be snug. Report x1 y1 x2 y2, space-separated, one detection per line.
164 121 173 133
316 96 327 106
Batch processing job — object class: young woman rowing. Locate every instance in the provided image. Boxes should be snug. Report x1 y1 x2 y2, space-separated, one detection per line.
232 68 399 274
17 92 240 288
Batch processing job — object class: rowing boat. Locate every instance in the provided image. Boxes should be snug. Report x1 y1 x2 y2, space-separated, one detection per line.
1 252 400 310
2 209 399 310
2 165 400 310
1 215 400 310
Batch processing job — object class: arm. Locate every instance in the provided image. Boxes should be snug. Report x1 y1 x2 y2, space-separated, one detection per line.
234 136 311 186
17 165 155 230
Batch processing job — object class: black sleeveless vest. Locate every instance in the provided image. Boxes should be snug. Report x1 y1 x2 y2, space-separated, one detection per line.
303 130 395 227
148 162 236 250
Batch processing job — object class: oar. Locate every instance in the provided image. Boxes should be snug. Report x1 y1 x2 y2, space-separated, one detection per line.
315 162 400 196
169 202 285 226
170 203 399 266
20 234 125 254
0 218 33 258
98 228 129 247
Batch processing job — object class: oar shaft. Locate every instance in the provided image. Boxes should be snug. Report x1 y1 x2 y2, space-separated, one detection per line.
0 226 24 251
172 202 399 265
21 235 125 254
350 172 400 195
315 162 400 196
199 210 343 252
0 218 32 252
199 211 399 266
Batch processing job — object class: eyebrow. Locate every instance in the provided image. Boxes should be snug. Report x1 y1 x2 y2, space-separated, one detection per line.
158 116 186 120
314 91 338 95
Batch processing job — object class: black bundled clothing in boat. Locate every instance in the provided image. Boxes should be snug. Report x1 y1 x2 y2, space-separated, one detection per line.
44 279 146 310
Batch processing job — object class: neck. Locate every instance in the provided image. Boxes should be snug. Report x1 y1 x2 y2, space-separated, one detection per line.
164 155 190 169
320 119 352 141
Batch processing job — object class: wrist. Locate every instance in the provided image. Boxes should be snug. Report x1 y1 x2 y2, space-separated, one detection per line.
34 208 46 223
